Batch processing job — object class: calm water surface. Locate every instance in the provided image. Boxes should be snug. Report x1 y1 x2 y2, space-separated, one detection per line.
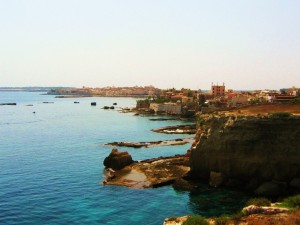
0 92 248 225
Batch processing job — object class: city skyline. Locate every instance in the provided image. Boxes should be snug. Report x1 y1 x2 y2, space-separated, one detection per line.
1 0 299 90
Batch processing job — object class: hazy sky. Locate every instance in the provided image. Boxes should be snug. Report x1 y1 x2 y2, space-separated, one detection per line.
0 0 299 90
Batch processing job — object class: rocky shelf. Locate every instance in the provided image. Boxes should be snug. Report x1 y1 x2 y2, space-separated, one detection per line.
105 138 194 148
102 149 190 189
151 124 196 134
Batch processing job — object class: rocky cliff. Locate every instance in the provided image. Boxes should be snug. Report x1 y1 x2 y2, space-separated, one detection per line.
190 113 300 196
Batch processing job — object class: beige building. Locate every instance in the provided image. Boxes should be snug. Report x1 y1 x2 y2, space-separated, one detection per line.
150 103 181 115
228 95 249 107
181 96 194 104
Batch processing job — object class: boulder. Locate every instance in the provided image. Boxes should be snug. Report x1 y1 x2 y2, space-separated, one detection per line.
103 149 133 170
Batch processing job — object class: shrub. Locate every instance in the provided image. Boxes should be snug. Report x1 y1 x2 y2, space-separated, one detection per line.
292 96 300 104
246 198 271 207
197 118 205 126
230 211 245 221
269 112 292 118
215 216 230 225
282 195 300 209
182 215 208 225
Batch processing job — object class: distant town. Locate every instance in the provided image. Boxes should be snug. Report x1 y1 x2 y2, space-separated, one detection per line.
44 84 300 117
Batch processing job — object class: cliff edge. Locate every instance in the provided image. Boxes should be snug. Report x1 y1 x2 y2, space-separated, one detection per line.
190 107 300 196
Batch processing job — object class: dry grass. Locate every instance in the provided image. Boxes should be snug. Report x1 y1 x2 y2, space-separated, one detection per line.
227 104 300 116
240 210 300 225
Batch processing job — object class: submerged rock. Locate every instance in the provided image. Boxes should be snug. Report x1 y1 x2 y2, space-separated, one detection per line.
172 178 199 192
103 149 133 170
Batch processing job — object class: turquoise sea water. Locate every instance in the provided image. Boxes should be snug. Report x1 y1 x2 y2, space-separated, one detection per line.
0 92 249 225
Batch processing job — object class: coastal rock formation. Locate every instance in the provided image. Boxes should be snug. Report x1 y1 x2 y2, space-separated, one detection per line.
190 113 300 196
152 124 196 134
242 205 289 216
164 210 300 225
0 103 17 105
103 149 133 170
102 155 190 189
105 138 193 148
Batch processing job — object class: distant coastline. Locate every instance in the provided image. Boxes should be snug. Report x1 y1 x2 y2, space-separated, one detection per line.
0 87 74 92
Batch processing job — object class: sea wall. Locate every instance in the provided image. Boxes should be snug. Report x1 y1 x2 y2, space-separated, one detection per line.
189 113 300 195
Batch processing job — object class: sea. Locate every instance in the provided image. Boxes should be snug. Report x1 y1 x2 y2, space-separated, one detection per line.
0 91 249 225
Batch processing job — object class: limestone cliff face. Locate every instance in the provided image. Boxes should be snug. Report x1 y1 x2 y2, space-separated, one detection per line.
190 115 300 188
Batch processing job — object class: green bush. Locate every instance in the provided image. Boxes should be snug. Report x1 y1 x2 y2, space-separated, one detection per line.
282 195 300 209
230 211 245 221
269 112 292 118
182 215 208 225
197 118 205 126
215 216 230 225
246 198 271 207
292 97 300 104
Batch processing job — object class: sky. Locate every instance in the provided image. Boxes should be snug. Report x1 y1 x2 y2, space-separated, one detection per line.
0 0 299 90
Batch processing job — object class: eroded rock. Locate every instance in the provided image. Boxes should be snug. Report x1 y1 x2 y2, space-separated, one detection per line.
190 113 300 196
255 181 287 197
103 149 133 170
103 155 190 189
209 171 225 188
242 205 289 216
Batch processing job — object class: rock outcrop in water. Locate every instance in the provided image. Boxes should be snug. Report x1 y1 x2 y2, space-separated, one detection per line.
189 112 300 196
152 124 196 134
103 149 133 170
103 153 190 189
105 138 194 148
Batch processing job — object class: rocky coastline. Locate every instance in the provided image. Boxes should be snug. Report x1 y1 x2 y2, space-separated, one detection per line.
102 104 300 224
102 108 300 191
105 137 194 148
